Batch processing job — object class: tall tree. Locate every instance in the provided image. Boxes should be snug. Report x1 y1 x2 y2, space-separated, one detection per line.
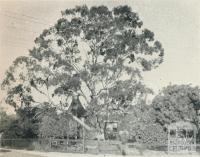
1 5 164 133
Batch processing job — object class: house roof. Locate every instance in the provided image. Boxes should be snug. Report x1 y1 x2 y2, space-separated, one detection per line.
168 121 197 131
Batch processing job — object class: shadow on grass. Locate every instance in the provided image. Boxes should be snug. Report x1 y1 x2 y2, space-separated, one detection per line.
0 149 11 153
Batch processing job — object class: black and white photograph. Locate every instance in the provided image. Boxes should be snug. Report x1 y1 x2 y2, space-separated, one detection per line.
0 0 200 156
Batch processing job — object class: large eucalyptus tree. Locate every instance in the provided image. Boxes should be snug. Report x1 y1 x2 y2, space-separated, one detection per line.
1 5 164 133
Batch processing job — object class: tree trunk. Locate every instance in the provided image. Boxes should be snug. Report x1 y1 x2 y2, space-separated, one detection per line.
70 113 93 131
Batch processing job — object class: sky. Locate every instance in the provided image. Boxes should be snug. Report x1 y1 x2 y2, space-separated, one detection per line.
0 0 200 111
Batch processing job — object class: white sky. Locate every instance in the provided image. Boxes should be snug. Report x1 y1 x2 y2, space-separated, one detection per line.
0 0 200 110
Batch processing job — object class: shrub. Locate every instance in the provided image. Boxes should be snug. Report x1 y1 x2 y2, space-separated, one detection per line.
134 123 167 148
119 104 167 148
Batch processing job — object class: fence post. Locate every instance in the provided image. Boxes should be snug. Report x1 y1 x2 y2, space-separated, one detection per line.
0 134 1 148
97 139 100 154
49 137 52 148
83 127 85 152
66 135 69 150
82 118 85 153
11 139 13 148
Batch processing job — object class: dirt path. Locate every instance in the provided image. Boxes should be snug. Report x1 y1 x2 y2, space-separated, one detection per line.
0 149 44 157
0 148 200 157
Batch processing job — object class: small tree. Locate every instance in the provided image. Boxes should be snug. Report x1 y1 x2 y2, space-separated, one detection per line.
1 106 39 139
0 108 10 134
151 84 200 128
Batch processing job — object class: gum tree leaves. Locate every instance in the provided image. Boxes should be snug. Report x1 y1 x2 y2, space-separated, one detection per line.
1 5 164 132
151 85 200 127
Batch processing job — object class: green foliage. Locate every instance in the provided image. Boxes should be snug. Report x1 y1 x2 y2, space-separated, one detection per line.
39 112 78 138
0 108 11 133
120 84 200 146
134 123 167 147
1 107 39 139
1 5 164 133
119 103 167 146
151 84 200 127
119 103 154 134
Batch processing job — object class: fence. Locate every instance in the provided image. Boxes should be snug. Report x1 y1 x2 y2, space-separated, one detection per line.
0 138 121 154
0 138 200 155
0 138 45 150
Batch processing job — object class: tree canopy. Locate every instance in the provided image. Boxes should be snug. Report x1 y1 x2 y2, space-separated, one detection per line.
119 102 167 146
119 84 200 145
151 84 200 128
1 5 164 132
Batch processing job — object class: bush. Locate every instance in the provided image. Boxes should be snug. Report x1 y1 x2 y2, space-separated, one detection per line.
134 123 167 148
119 104 167 148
